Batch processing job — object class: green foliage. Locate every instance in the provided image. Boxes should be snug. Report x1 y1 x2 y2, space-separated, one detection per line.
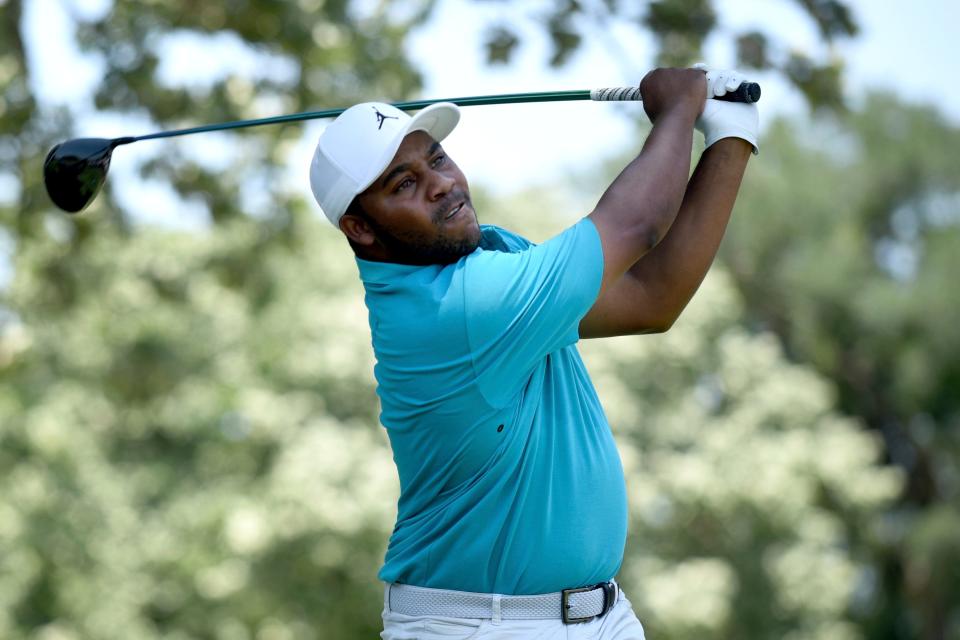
1 1 434 636
644 0 717 67
720 94 960 639
582 273 901 640
474 0 855 108
0 0 432 238
1 214 395 639
725 94 960 485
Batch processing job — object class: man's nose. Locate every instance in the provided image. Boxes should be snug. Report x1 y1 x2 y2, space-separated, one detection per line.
427 171 455 201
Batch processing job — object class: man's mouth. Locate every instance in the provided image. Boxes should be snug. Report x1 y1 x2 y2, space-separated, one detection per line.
444 201 465 220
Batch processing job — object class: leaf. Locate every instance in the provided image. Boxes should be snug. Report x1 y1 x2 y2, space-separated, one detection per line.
547 16 582 67
483 25 519 64
793 0 859 40
735 31 770 69
643 0 717 39
782 54 846 110
643 0 717 66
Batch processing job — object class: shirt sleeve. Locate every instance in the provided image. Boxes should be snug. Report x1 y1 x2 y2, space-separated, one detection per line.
463 218 604 407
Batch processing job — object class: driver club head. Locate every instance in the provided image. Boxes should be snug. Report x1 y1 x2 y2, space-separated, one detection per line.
43 137 125 214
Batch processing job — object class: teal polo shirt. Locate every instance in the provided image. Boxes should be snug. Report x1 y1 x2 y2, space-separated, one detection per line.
357 218 627 595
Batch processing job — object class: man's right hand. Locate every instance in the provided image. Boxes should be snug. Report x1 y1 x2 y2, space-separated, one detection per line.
639 67 708 124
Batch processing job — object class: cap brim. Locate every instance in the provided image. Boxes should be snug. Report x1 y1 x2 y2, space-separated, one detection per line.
407 101 460 145
357 102 461 194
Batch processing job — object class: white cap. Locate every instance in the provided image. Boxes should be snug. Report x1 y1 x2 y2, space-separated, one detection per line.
309 101 460 226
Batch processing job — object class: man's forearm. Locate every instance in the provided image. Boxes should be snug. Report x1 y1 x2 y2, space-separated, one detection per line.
626 138 752 318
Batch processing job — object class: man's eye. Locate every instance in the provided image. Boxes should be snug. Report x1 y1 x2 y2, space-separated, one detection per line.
394 178 413 193
431 154 446 167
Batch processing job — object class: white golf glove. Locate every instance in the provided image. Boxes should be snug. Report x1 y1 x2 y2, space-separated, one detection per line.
692 63 760 155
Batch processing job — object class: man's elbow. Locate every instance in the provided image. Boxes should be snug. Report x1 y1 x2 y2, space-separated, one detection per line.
644 317 675 334
643 305 687 334
630 311 678 335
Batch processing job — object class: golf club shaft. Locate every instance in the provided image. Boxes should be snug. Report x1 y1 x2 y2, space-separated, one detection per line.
124 84 759 145
125 90 609 144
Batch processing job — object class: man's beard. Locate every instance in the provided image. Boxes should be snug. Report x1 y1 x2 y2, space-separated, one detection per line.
364 191 480 266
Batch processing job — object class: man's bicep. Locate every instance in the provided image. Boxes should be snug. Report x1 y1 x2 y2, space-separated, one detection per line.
588 210 659 298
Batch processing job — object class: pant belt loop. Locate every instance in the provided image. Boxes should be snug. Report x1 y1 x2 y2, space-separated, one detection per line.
491 594 502 625
384 584 392 612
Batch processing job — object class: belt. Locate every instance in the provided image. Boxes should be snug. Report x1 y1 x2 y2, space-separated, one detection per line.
386 581 619 625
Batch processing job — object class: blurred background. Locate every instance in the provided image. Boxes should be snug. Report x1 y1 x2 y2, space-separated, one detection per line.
1 0 958 638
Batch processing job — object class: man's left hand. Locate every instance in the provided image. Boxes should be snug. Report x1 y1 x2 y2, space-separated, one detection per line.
692 63 760 155
693 62 750 99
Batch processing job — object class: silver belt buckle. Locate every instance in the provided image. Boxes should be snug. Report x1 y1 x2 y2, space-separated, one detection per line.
561 581 616 624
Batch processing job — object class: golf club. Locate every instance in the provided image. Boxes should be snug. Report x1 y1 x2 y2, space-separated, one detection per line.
44 83 760 214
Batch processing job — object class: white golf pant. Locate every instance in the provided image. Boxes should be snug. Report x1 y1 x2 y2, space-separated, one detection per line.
381 585 646 639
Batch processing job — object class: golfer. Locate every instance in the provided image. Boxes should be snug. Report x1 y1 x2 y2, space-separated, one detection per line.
309 66 758 639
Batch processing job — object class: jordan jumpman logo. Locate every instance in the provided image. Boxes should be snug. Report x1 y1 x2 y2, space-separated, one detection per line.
372 107 398 130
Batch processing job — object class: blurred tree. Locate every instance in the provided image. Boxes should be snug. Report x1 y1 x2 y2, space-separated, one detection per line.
1 213 399 638
473 0 855 108
1 0 434 637
583 271 902 640
720 95 960 640
0 0 432 242
1 0 953 638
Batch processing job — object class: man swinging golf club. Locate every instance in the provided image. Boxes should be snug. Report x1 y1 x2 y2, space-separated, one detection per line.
309 65 758 639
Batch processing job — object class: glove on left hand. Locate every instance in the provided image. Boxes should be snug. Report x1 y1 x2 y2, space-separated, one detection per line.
692 63 760 155
693 62 750 99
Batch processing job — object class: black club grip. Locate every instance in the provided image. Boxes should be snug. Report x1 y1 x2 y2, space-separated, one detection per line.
714 82 761 104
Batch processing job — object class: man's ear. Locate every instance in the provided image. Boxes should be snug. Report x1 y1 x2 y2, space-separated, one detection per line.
339 213 376 246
